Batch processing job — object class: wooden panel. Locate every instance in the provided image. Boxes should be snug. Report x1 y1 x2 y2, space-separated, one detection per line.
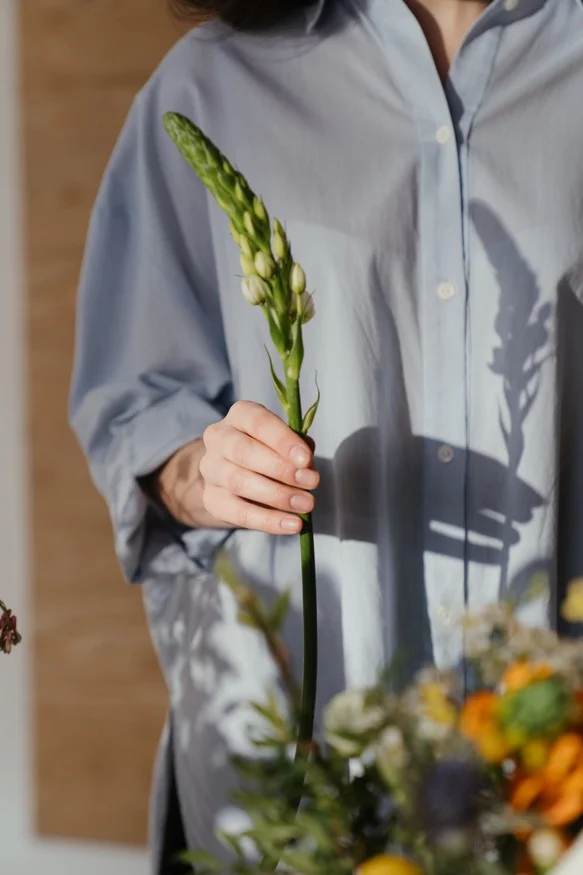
21 0 187 845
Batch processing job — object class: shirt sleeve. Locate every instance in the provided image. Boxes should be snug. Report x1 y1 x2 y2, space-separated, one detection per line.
69 59 234 583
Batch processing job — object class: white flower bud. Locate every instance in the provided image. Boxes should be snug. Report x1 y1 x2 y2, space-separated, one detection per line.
290 263 306 295
299 291 315 324
239 234 253 257
254 251 276 280
241 276 268 306
376 726 409 770
324 689 386 758
235 181 247 203
273 218 284 236
253 197 267 222
240 253 256 276
243 212 256 238
527 830 565 870
273 232 287 260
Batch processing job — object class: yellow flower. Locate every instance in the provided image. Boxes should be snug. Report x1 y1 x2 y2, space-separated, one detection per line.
561 579 583 624
521 739 551 772
476 726 512 764
357 855 423 875
420 682 457 727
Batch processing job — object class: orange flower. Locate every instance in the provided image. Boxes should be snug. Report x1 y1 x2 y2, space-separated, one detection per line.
502 661 553 693
510 733 583 829
544 734 583 785
460 692 510 763
460 692 499 739
511 773 545 812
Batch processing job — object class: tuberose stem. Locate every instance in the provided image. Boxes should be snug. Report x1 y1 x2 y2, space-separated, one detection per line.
285 375 318 742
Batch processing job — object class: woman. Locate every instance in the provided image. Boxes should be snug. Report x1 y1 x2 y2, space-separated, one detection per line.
70 0 583 871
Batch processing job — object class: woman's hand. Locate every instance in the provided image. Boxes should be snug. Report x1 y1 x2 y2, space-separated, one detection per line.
155 400 319 534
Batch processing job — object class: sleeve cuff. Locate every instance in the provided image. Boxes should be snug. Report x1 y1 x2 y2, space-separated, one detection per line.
94 388 232 582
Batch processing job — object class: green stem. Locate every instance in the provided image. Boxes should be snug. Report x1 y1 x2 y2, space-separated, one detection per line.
285 375 318 742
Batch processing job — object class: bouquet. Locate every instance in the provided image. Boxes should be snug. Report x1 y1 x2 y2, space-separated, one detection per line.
183 572 583 875
162 113 583 875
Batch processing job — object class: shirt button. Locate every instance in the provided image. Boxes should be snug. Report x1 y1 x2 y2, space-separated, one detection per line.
435 125 452 144
504 0 519 10
437 281 456 301
438 444 455 464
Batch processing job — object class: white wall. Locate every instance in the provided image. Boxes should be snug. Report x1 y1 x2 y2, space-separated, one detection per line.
0 2 149 870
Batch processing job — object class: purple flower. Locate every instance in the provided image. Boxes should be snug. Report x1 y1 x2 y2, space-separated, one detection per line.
418 759 487 848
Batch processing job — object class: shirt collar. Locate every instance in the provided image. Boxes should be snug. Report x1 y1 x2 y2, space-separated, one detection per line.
305 0 328 32
307 0 550 33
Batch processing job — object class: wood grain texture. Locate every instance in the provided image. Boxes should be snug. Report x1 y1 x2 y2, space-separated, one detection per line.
20 0 188 845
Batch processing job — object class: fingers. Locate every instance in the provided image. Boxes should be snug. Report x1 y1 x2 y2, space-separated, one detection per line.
203 485 303 535
205 424 319 490
200 455 315 515
199 401 319 536
226 400 313 468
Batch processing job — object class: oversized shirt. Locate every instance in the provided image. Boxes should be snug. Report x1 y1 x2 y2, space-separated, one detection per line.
70 0 583 867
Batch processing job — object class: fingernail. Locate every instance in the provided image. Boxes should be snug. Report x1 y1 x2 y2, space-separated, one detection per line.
281 517 302 532
295 468 318 488
290 494 314 513
290 445 310 467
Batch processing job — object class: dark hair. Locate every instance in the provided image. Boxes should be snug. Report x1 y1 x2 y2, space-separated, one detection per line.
171 0 317 31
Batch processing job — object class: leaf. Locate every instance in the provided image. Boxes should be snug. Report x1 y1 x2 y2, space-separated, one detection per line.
278 849 323 874
268 587 292 633
217 830 247 860
505 569 550 610
265 347 288 411
301 380 320 435
251 691 289 736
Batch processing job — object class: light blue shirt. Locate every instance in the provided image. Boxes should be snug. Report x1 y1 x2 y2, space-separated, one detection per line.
70 0 583 865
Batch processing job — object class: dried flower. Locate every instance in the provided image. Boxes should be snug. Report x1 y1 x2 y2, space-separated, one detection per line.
299 291 315 324
0 601 21 654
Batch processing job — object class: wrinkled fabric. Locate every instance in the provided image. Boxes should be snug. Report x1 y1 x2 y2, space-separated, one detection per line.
70 0 583 867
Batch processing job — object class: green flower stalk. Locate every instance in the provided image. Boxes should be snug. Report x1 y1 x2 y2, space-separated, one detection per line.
163 112 320 745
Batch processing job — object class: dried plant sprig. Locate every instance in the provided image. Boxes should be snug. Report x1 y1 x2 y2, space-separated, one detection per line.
0 600 21 654
163 112 319 744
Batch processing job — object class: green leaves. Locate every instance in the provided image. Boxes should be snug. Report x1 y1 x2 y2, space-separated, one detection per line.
301 384 320 435
266 348 288 411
